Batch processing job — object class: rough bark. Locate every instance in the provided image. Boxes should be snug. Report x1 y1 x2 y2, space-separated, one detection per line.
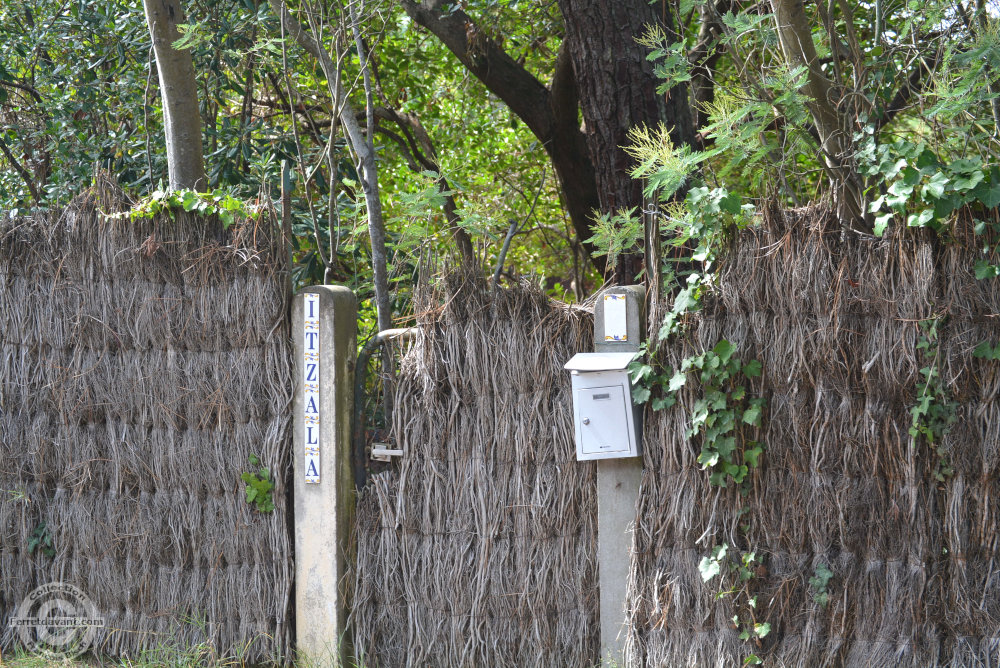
559 0 694 212
143 0 206 191
559 0 694 281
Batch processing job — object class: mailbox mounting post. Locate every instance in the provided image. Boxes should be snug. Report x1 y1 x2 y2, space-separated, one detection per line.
569 285 645 667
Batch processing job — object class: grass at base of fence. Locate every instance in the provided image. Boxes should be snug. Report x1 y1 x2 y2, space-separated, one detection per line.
0 637 291 668
1 642 365 668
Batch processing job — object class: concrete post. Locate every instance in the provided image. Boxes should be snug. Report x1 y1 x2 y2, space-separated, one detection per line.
292 286 357 666
594 285 645 667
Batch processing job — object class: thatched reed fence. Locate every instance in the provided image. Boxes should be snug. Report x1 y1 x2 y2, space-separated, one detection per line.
626 205 1000 666
0 179 293 661
349 276 600 667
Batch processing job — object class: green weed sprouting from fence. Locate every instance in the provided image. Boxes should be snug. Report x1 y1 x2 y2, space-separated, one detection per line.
241 454 275 514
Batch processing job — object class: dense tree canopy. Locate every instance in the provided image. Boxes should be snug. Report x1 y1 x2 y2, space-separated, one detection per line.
2 0 999 328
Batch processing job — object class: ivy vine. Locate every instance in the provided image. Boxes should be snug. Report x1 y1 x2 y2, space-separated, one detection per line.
910 317 956 482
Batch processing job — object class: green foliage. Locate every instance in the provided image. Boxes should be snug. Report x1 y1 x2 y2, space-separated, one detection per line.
909 318 956 482
860 136 1000 237
125 188 255 227
634 338 768 664
241 454 275 514
664 186 751 267
698 542 769 663
696 67 812 189
974 340 1000 360
585 207 642 269
28 521 55 558
682 341 766 488
625 124 699 200
809 563 834 608
633 340 766 487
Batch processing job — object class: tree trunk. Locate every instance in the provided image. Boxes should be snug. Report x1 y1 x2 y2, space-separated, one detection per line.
398 0 610 272
143 0 206 191
400 0 694 280
770 0 865 227
558 0 695 281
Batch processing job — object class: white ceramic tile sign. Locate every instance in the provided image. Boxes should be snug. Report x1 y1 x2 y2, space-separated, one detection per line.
303 293 321 484
604 293 628 341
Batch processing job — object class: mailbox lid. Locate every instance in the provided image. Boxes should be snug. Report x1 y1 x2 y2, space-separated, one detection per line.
564 352 637 372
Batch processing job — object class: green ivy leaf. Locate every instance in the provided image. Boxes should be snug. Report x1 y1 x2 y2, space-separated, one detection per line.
973 168 1000 207
698 555 721 582
716 435 737 457
713 339 735 363
742 360 762 377
951 158 982 174
698 450 720 468
873 213 893 237
719 191 742 214
974 341 999 359
906 208 935 228
974 260 1000 280
632 386 651 404
954 170 985 191
651 395 676 410
631 363 653 384
181 191 199 211
923 171 948 199
668 370 688 391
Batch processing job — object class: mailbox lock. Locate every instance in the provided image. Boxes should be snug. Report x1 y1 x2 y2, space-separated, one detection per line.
582 418 591 425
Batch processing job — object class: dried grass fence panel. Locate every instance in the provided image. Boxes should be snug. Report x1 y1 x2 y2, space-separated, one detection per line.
0 179 293 661
350 276 600 667
627 205 1000 666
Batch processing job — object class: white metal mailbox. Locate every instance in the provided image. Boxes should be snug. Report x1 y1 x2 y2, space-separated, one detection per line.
564 352 641 460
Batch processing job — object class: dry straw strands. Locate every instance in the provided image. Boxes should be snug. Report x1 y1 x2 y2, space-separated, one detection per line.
350 274 600 667
0 177 293 662
627 205 1000 666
